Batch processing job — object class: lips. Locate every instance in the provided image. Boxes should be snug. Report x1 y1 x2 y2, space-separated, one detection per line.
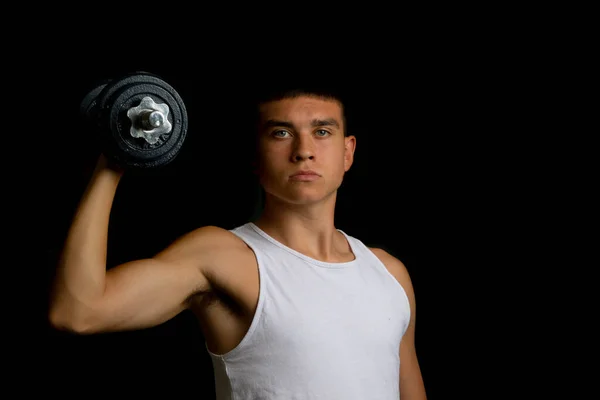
289 170 320 182
290 170 320 177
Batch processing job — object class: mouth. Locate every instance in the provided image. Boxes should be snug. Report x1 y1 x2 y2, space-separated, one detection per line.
290 170 320 177
290 171 320 181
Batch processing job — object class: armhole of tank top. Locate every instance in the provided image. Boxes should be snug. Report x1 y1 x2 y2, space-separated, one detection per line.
357 239 413 335
211 356 234 399
212 232 267 361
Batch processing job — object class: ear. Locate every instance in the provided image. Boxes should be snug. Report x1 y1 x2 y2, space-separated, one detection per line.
344 135 356 172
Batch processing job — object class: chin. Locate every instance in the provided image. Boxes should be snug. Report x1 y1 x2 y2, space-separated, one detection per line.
269 187 337 206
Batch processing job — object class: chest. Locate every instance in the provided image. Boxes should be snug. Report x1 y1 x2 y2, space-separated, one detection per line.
260 263 409 355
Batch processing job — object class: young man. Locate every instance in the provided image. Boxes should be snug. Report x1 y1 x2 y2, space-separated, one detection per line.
49 85 427 399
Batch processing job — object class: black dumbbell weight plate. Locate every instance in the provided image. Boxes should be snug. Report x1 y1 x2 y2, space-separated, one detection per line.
80 82 109 121
95 72 188 169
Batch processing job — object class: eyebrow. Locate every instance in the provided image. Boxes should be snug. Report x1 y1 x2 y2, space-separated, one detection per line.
262 118 340 129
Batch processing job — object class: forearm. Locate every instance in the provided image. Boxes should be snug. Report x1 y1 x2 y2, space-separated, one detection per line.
50 156 123 326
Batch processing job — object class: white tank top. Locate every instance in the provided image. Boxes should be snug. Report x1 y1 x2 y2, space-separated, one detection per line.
207 222 411 399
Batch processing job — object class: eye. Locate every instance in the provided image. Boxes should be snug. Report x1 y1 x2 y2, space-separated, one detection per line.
315 129 331 137
272 130 290 138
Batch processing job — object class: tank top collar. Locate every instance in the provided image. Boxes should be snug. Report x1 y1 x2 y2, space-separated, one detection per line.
247 222 359 269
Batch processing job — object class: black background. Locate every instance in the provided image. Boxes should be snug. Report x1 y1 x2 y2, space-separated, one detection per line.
6 8 565 397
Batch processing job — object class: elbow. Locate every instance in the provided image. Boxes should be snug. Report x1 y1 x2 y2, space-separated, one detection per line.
48 305 99 335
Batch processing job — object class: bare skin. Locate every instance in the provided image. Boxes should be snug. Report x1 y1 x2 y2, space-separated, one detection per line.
49 95 426 399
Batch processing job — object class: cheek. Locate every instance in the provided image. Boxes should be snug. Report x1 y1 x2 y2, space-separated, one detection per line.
257 149 285 177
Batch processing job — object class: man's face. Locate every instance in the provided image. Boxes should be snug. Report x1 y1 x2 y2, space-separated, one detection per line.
255 95 356 205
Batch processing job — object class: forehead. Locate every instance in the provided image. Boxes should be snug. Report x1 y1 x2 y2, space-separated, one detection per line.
258 95 343 122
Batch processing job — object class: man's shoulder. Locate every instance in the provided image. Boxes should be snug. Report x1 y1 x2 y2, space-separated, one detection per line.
368 247 412 286
165 224 250 254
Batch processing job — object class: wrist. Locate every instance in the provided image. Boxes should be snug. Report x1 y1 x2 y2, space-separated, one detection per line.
95 154 124 178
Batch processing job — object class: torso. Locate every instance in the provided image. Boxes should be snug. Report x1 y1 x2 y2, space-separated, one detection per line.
188 228 397 356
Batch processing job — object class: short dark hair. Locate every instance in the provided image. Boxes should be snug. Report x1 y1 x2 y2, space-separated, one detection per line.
252 84 349 137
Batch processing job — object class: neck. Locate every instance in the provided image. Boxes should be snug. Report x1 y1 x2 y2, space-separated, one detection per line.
254 191 346 262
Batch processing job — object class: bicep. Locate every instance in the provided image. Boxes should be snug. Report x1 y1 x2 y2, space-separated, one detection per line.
88 225 236 333
94 257 206 332
396 262 427 399
399 315 427 399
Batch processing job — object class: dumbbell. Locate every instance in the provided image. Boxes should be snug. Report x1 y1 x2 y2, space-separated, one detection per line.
80 71 188 169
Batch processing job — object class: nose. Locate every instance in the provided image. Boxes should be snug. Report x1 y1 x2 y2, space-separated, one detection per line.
291 136 315 162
